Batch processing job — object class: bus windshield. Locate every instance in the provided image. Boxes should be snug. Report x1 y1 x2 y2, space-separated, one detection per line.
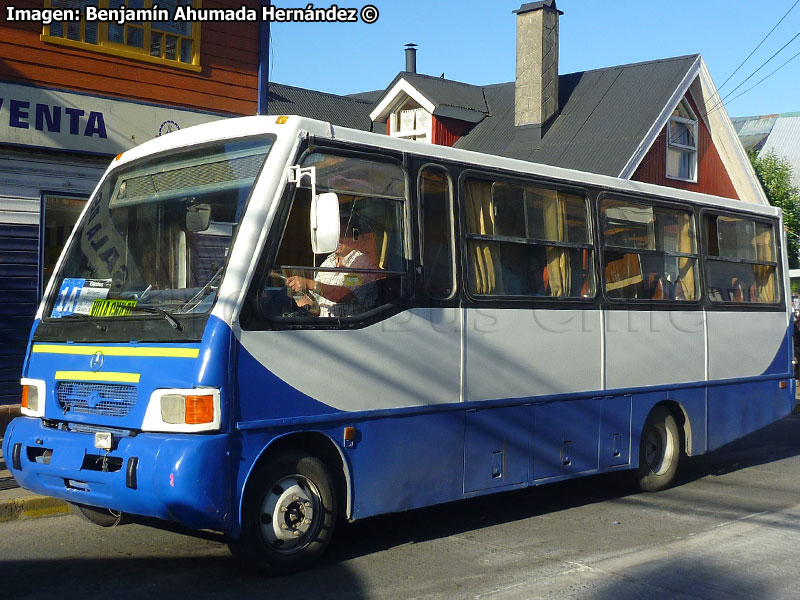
47 136 274 321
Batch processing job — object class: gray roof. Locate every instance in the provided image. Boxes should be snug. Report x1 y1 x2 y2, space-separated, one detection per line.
266 82 374 131
733 112 800 187
731 114 778 151
345 89 385 103
372 71 489 119
759 116 800 189
267 54 700 177
401 72 489 115
454 54 700 176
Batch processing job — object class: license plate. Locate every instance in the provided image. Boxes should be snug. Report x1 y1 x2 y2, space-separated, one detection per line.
94 431 112 450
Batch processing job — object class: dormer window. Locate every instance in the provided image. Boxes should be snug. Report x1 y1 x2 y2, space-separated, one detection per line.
389 103 431 142
666 98 698 182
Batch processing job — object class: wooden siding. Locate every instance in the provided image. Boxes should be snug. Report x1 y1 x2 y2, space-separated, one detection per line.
431 115 471 147
0 0 259 115
632 93 739 199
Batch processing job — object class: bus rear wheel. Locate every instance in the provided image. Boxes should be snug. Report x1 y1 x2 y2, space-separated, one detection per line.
230 453 337 575
637 407 682 492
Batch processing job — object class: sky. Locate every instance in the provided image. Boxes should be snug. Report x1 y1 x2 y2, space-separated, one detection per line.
268 0 800 118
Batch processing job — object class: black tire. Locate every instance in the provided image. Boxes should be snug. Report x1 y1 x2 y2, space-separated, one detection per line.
69 502 124 527
229 453 337 575
637 407 682 492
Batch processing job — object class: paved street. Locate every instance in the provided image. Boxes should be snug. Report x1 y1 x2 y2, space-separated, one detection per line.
2 414 800 600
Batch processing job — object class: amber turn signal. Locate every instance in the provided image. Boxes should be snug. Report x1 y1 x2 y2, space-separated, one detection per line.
184 395 214 424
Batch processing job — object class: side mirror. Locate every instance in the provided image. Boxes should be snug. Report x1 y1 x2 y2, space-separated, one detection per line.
186 203 211 232
311 192 340 254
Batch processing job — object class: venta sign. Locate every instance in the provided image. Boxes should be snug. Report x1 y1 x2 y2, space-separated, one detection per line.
0 81 224 155
2 97 107 139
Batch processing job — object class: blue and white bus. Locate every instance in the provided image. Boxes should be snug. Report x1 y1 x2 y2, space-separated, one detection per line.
4 115 794 574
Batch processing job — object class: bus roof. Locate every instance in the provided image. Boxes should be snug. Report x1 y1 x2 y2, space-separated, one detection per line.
114 114 781 220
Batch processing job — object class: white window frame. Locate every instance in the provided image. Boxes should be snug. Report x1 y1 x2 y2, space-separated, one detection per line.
389 107 433 143
666 98 698 183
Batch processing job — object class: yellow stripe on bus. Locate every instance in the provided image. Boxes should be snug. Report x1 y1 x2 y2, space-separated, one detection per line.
54 371 141 383
33 345 200 358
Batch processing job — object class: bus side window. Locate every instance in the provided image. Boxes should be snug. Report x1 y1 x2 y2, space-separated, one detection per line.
601 198 699 302
462 178 594 299
704 214 779 304
419 167 454 299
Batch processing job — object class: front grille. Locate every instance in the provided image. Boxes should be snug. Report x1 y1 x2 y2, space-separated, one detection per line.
56 382 137 417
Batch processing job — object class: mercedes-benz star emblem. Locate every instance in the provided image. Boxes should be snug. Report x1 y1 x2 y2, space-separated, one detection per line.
90 351 104 372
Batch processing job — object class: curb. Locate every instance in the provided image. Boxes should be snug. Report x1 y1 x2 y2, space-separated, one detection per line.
0 494 70 523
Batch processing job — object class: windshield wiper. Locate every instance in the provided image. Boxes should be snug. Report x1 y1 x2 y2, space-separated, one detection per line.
128 305 183 331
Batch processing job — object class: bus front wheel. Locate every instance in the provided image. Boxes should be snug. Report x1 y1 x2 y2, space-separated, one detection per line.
637 407 681 492
69 502 125 527
231 453 337 575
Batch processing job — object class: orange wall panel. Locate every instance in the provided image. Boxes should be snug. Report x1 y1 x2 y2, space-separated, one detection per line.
432 115 471 147
0 0 260 115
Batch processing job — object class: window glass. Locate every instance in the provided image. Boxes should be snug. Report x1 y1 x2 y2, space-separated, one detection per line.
666 98 698 181
42 195 89 293
668 120 695 148
716 216 757 259
463 179 594 298
704 215 779 304
602 198 698 301
262 155 408 321
420 167 454 299
44 0 198 67
48 137 274 320
305 153 406 198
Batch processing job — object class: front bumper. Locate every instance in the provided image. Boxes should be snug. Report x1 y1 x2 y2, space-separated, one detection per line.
3 416 234 534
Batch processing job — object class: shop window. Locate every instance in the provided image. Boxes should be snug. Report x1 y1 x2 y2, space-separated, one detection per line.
43 0 200 70
42 194 88 293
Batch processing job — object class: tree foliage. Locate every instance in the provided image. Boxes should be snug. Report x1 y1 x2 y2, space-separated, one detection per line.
750 150 800 269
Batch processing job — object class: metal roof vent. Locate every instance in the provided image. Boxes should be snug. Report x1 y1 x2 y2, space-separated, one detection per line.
405 43 418 74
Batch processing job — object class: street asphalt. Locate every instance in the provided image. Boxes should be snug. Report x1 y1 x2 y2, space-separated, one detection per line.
2 410 800 599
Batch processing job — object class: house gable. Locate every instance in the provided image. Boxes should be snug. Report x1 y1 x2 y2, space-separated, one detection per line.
622 60 767 205
631 89 738 199
369 72 488 145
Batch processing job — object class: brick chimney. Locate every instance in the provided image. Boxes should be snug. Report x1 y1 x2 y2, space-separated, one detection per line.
514 1 562 129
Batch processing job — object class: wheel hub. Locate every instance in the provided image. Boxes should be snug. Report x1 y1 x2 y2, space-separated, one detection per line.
645 423 673 475
260 476 319 552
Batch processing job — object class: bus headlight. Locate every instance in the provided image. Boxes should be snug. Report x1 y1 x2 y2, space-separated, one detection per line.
142 388 221 432
20 378 45 418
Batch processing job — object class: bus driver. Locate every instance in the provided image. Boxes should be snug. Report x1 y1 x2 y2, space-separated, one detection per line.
286 206 378 318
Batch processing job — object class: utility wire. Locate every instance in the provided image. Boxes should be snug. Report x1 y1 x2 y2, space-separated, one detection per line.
703 0 798 112
716 0 799 94
705 30 800 116
717 47 800 111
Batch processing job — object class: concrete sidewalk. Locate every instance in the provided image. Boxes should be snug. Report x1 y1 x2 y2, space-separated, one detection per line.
0 442 70 523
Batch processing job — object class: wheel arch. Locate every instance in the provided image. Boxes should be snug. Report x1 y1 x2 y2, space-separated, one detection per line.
237 431 352 532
